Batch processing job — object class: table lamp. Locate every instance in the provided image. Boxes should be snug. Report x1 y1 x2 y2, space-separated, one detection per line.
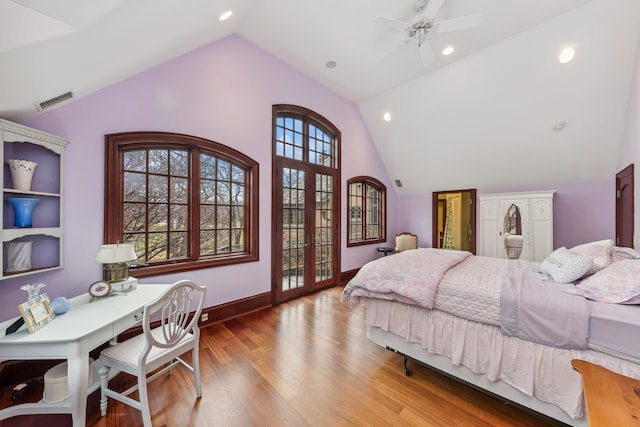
94 243 137 282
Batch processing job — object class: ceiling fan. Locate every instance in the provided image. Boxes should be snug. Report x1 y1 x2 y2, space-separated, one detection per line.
376 0 482 66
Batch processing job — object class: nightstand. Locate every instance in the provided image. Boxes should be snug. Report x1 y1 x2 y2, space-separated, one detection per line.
377 247 395 256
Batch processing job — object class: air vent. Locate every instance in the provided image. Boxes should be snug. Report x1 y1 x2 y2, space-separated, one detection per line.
34 91 74 112
395 179 403 188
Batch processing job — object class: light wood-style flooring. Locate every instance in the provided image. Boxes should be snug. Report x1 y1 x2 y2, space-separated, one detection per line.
2 286 568 426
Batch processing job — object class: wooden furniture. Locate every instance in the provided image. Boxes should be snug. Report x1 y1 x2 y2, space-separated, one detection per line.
99 280 207 427
478 190 555 262
394 232 418 253
377 246 395 256
572 359 640 426
0 284 170 427
0 119 68 279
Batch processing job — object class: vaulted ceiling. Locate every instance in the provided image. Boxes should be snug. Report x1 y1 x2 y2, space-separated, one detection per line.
1 0 639 193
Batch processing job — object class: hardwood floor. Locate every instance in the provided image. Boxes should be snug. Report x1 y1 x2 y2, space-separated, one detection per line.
1 286 567 426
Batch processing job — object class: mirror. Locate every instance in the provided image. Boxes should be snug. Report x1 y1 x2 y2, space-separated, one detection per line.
432 189 476 253
504 204 522 235
503 204 523 259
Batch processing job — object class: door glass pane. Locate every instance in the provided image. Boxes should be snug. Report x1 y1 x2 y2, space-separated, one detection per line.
282 168 305 291
315 173 333 282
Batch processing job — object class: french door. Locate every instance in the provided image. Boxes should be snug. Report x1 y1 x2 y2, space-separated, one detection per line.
273 161 339 303
272 105 340 304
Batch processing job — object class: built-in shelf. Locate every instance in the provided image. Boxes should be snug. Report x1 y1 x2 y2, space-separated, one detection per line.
1 119 68 279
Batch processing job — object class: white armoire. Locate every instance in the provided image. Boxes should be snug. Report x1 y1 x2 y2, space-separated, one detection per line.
478 191 555 262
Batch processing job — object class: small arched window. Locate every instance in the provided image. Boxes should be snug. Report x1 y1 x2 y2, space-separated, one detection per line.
347 176 386 246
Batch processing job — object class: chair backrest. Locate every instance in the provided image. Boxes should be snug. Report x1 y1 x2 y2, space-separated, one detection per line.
395 232 418 252
142 280 207 350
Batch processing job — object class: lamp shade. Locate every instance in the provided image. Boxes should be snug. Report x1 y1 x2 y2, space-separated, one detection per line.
94 243 137 264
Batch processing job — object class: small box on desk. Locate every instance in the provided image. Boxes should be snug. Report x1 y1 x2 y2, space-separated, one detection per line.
111 277 138 293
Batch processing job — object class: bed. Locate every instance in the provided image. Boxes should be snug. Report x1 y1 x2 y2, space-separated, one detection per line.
341 241 640 426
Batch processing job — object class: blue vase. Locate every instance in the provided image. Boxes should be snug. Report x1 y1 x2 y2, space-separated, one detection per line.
7 198 39 227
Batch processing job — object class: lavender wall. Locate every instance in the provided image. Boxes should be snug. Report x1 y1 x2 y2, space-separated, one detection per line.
397 180 615 251
0 35 396 322
618 34 640 247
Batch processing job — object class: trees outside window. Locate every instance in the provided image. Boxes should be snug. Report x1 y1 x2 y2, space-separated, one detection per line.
347 176 386 246
104 132 258 278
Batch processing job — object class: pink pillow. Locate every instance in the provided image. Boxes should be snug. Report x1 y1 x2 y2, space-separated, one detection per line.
611 246 640 262
565 259 640 304
568 239 613 276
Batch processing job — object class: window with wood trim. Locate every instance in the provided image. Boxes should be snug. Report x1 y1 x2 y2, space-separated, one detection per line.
347 176 386 246
104 132 259 278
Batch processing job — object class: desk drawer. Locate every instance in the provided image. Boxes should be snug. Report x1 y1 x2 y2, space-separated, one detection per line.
113 309 144 337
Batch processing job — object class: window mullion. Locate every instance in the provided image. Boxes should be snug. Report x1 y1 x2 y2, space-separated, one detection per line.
362 184 368 239
191 148 200 260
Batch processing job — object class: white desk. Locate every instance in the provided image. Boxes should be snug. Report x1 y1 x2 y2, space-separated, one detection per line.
0 284 170 427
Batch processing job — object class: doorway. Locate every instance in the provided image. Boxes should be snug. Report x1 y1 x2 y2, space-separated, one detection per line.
271 105 341 304
616 164 634 247
432 189 476 253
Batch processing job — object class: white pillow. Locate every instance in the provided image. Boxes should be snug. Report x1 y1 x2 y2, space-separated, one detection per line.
540 247 593 284
567 239 613 276
565 259 640 304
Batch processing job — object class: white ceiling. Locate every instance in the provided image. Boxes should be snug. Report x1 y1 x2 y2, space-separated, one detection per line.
1 0 639 193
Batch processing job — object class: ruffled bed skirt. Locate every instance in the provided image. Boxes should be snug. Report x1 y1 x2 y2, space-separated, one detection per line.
366 298 640 420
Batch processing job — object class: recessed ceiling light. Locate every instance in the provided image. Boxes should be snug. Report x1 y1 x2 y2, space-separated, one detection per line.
326 60 337 69
442 46 454 56
219 10 233 21
558 47 575 64
383 112 392 122
552 121 567 131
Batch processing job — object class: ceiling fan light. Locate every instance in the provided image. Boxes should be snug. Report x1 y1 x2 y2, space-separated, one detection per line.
558 47 575 64
442 46 454 56
219 10 233 21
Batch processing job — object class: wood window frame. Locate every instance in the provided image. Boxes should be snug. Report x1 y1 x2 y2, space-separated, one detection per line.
347 176 386 247
104 131 259 278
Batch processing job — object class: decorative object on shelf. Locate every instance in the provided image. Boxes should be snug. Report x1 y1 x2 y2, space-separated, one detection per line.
17 288 55 333
94 242 137 282
50 296 70 315
7 197 39 227
5 241 33 272
7 159 37 191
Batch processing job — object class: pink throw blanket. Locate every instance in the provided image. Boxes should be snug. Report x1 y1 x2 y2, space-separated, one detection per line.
341 248 472 308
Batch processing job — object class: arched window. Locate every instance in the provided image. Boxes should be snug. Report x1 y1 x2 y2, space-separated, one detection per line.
104 131 259 278
347 176 386 246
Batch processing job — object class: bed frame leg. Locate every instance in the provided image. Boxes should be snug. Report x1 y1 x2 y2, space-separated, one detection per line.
403 356 412 376
385 346 412 376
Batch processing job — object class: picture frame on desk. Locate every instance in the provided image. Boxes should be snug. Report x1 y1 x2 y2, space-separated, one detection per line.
18 293 55 333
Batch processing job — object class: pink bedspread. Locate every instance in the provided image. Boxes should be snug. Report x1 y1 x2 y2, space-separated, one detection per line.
341 248 471 308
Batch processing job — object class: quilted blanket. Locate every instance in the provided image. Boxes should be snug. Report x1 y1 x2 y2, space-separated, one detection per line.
340 248 471 308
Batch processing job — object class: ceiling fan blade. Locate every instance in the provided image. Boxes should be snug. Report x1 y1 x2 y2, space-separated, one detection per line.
419 40 435 66
375 15 410 32
436 13 482 33
424 0 446 19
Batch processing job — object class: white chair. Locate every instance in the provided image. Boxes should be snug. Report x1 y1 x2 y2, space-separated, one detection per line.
99 280 207 427
394 232 418 253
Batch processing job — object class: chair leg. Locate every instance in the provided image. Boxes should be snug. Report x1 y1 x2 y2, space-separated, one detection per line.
98 365 110 416
137 371 153 427
193 347 202 397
